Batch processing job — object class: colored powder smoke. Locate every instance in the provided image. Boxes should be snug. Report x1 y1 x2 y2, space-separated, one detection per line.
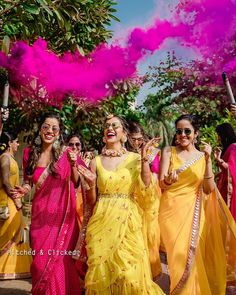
1 0 236 105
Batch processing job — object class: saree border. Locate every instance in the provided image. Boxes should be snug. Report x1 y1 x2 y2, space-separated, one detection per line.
0 271 31 280
227 169 233 208
170 190 202 295
175 152 204 175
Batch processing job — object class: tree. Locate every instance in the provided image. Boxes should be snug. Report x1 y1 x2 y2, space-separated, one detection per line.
143 52 232 145
0 0 118 54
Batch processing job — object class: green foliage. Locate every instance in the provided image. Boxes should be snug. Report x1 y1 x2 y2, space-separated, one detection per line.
0 0 118 53
4 82 142 151
143 52 230 146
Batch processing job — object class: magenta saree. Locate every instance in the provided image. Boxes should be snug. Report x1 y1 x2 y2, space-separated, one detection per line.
217 143 236 221
24 149 83 295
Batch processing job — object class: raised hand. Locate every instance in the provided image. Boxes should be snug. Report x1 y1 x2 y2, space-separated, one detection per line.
200 140 212 161
68 149 78 167
213 147 222 161
230 104 236 117
77 164 96 188
164 170 178 185
142 137 161 159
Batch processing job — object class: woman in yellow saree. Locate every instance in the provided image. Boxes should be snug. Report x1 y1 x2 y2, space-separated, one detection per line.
159 114 236 295
0 132 32 279
75 114 164 294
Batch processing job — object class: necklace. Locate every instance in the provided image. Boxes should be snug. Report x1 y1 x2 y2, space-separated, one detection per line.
101 147 127 157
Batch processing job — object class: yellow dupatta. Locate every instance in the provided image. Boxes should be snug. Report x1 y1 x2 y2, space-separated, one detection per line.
159 147 236 295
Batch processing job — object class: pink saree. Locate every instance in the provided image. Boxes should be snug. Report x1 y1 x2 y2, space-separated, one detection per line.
24 148 84 295
217 143 236 221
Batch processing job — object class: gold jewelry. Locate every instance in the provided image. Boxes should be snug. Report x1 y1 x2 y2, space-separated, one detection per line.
101 147 127 157
204 175 214 179
22 184 31 194
86 185 96 191
141 156 148 163
164 179 171 185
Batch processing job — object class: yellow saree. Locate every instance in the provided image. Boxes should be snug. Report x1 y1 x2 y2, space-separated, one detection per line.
159 147 236 295
85 152 164 294
0 156 32 279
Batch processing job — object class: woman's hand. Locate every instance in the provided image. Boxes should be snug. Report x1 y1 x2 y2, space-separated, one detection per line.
200 141 212 161
230 104 236 117
164 170 178 185
10 185 28 199
142 137 161 159
68 149 78 167
213 147 222 161
77 165 96 188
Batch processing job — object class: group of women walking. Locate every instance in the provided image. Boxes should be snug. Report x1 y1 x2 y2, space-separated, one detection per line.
0 111 236 295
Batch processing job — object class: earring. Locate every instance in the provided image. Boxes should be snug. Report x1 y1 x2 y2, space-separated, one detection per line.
194 138 197 144
121 135 127 144
53 138 60 149
35 135 42 146
102 137 106 143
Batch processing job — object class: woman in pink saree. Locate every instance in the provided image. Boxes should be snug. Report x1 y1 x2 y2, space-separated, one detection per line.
12 112 83 295
215 123 236 221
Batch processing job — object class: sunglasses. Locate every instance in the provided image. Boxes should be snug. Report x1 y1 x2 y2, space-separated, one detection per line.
104 122 122 130
68 142 81 148
41 123 60 134
176 128 192 136
131 137 144 142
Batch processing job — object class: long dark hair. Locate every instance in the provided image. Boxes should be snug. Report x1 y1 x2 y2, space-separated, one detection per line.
26 112 64 177
0 132 18 155
216 123 236 156
174 114 200 148
126 121 149 152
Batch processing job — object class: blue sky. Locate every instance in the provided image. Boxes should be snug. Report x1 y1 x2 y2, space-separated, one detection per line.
110 0 195 105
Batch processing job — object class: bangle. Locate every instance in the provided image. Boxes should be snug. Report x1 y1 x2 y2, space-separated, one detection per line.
141 156 149 163
22 184 31 194
204 175 214 179
86 185 96 191
164 179 171 186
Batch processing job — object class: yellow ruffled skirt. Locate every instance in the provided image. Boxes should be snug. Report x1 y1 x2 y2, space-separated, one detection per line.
85 196 164 294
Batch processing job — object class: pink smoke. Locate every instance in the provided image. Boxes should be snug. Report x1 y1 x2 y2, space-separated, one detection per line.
1 0 236 105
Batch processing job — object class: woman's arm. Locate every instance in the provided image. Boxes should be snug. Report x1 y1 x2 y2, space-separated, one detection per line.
77 158 97 206
0 154 12 196
202 142 215 194
159 146 178 189
141 138 161 187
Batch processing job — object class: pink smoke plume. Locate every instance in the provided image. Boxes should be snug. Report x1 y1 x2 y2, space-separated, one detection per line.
0 19 188 105
1 0 236 105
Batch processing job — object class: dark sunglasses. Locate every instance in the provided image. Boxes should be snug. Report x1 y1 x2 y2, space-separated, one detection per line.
68 142 81 147
176 128 192 136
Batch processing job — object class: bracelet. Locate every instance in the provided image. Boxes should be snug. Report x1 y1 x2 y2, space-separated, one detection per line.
204 175 214 179
216 159 224 164
141 156 149 163
22 184 31 194
86 185 96 191
164 179 171 186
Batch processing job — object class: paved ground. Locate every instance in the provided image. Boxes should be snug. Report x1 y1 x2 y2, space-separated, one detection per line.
0 279 31 295
0 253 235 295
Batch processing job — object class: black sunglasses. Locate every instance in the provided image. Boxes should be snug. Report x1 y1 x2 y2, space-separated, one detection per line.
68 142 81 147
175 128 192 136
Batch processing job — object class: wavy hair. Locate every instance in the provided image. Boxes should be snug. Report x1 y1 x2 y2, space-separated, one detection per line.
25 112 64 177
